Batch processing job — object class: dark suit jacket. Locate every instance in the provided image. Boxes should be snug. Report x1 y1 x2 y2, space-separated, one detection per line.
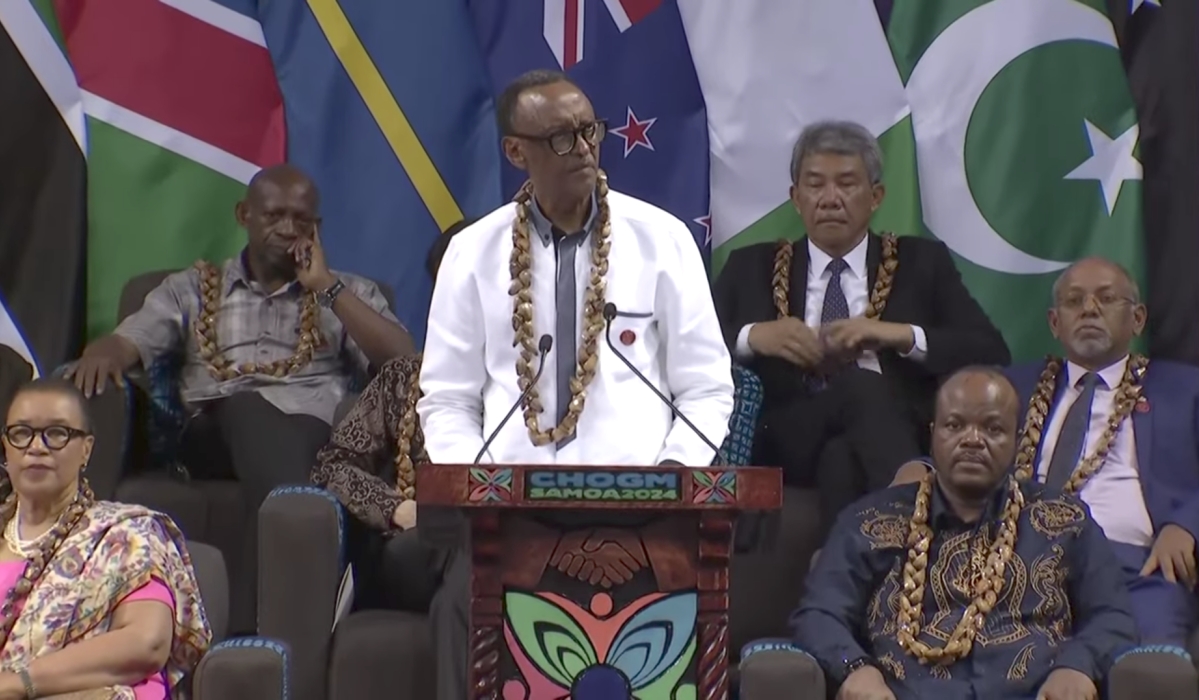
1007 359 1199 543
714 233 1010 427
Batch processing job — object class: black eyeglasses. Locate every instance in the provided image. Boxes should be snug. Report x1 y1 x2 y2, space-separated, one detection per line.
509 120 608 156
3 425 90 450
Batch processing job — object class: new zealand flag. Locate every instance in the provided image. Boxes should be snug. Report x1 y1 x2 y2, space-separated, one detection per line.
468 0 712 253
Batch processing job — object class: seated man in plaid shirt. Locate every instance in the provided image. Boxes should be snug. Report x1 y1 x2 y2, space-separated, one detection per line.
67 163 412 516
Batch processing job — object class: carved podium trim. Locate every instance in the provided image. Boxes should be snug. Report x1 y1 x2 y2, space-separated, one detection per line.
417 464 781 700
692 470 737 505
468 467 514 503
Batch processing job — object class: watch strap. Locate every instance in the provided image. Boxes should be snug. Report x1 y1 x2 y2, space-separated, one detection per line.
319 279 346 308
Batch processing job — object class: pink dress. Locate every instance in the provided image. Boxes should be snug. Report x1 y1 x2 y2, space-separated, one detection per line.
0 561 174 699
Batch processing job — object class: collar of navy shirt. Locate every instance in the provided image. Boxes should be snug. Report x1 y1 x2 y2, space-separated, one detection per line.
529 192 600 247
928 467 1015 533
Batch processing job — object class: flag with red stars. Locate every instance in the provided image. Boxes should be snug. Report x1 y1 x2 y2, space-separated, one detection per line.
468 0 711 253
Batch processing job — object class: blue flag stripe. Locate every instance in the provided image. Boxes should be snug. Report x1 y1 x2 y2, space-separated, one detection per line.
257 1 502 346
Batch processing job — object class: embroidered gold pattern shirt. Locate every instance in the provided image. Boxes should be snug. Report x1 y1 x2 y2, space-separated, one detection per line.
793 480 1137 700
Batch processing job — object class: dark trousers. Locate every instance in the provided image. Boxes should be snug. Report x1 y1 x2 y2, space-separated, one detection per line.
759 368 921 541
430 547 471 700
354 528 446 613
180 392 330 631
1110 540 1199 648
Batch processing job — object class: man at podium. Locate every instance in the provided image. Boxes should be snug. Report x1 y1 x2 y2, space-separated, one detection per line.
417 69 734 699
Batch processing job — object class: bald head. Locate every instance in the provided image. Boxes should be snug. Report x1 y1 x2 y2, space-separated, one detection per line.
246 164 320 208
1052 257 1139 306
932 367 1020 498
236 164 321 276
1048 256 1145 370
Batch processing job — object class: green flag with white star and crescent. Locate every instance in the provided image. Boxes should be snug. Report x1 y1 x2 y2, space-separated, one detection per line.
887 0 1145 359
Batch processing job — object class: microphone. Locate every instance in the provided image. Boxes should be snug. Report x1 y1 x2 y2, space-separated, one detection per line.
602 303 725 466
473 334 553 465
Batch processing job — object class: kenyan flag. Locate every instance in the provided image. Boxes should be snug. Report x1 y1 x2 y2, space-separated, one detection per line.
52 0 285 341
0 0 86 373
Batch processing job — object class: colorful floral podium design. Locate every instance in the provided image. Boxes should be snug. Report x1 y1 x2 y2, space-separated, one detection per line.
417 464 781 700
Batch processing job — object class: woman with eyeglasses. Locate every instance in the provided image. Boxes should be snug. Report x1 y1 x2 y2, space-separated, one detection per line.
0 378 210 699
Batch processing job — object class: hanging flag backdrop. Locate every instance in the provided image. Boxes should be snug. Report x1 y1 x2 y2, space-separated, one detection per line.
468 0 712 253
0 0 86 374
257 0 502 345
7 0 1199 364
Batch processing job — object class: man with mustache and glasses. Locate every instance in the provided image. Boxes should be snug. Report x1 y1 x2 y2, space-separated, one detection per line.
66 164 412 627
791 367 1135 700
713 120 1009 542
897 258 1199 690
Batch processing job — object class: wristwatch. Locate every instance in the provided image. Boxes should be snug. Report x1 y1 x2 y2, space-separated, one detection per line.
841 655 880 682
318 279 346 308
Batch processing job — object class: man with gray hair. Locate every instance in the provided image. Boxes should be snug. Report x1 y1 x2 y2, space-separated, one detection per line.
714 119 1008 539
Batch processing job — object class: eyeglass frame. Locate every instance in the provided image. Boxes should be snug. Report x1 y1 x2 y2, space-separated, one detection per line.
1054 291 1140 313
2 424 92 451
506 120 609 157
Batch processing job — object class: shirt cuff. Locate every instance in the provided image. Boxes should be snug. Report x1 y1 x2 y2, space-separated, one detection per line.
734 324 755 360
897 325 928 361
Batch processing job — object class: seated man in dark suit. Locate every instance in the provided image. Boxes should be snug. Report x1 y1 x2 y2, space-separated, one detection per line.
795 366 1136 700
714 120 1009 538
1005 257 1199 650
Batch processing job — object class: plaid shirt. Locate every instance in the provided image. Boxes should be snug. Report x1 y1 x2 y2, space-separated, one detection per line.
115 253 398 424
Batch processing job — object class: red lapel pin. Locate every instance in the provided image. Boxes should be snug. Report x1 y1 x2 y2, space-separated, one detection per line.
1136 397 1150 413
620 329 636 346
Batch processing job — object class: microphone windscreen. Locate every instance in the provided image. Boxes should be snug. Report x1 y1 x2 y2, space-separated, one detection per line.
602 302 617 321
538 334 553 353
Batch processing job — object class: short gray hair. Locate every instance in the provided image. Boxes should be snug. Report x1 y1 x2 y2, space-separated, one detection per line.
789 120 883 185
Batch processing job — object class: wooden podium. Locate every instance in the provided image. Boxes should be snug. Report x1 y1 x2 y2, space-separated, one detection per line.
418 463 782 700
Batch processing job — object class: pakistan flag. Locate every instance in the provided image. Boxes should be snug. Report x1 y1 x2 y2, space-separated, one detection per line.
685 0 1143 360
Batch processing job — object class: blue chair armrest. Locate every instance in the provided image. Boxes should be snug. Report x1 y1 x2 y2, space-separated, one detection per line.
739 638 825 700
193 636 289 699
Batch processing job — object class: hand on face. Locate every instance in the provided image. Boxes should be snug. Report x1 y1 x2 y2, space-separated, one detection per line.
290 226 336 292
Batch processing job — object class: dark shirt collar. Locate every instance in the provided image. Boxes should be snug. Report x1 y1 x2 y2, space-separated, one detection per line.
528 192 599 247
929 473 1011 531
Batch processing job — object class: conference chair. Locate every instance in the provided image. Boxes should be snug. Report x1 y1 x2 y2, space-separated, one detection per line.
257 366 828 700
187 540 289 698
83 269 394 634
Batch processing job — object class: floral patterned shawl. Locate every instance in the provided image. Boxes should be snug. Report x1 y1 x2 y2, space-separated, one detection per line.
0 501 212 697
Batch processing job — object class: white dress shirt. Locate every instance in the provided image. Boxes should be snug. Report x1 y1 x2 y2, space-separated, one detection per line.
418 190 734 467
1035 356 1154 547
733 236 926 370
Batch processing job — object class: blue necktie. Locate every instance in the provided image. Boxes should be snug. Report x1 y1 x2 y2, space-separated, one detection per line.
1045 372 1102 491
821 258 850 324
807 258 850 391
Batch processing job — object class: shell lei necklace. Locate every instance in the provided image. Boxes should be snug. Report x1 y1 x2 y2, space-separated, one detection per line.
1012 354 1148 493
895 472 1024 665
